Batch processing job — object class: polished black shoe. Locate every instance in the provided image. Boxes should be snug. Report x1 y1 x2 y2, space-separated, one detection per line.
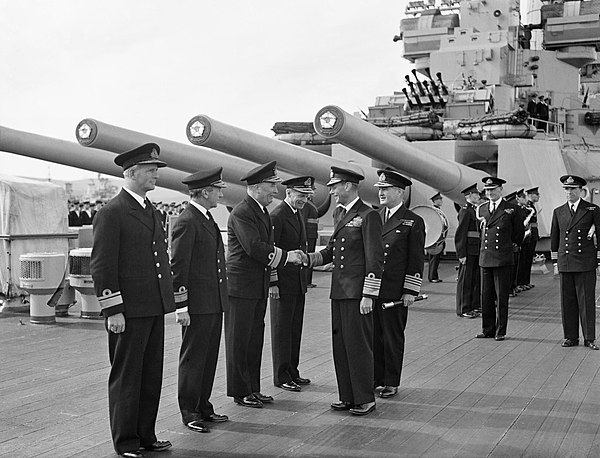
495 335 505 341
277 381 301 392
119 452 142 458
379 386 398 398
562 339 579 347
476 333 494 338
350 402 376 416
252 392 274 403
234 395 263 408
186 420 210 433
141 440 172 451
293 376 311 385
584 340 600 350
331 401 354 411
460 312 477 319
202 413 229 423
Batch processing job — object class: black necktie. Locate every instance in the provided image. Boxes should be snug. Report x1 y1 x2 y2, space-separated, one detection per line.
384 209 390 223
334 206 346 226
570 204 575 216
490 202 495 214
144 199 153 217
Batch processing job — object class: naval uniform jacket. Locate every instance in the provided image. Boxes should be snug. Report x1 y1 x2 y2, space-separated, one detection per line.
455 203 480 258
478 199 525 268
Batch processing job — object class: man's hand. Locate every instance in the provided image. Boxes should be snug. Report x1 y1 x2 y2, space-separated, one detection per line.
360 297 373 315
459 257 467 265
107 313 126 334
176 311 191 326
269 285 280 300
287 250 303 265
401 293 416 307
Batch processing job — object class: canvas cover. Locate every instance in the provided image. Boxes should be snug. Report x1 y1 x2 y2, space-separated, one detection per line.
0 174 69 297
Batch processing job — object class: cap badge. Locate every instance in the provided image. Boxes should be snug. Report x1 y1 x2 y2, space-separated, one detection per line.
150 149 159 159
485 178 493 185
566 176 574 184
330 170 335 178
304 178 311 186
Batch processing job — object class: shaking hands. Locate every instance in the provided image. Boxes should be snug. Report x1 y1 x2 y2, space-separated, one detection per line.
287 249 309 266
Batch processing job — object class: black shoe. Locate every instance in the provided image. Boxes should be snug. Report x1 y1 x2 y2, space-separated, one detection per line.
430 279 442 283
307 283 317 288
185 420 210 433
119 452 142 458
349 402 376 416
379 386 398 398
234 395 263 408
277 381 301 392
476 333 494 338
584 340 600 350
460 312 477 319
141 440 172 451
252 392 274 403
562 339 579 347
293 376 311 385
495 335 505 341
331 401 353 411
202 413 229 423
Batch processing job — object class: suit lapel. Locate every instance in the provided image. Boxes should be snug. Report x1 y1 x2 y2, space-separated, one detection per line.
568 202 587 229
246 196 271 231
283 203 302 236
487 199 506 226
189 205 218 240
122 190 154 231
382 206 405 235
332 201 360 238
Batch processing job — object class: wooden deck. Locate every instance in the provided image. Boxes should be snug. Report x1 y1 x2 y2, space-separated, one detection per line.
1 261 600 457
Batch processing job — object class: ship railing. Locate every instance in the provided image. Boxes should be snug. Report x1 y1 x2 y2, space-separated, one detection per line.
526 116 564 141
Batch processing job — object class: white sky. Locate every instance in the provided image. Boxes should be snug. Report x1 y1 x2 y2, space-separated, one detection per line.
0 0 412 181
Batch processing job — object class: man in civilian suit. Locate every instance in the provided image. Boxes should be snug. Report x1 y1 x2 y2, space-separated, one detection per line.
90 143 175 458
171 167 230 434
476 176 524 341
307 166 384 416
373 169 425 399
551 175 600 350
455 183 481 318
270 176 315 392
226 161 304 408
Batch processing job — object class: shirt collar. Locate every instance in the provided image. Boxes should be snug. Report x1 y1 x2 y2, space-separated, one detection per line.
284 200 297 214
123 186 146 208
344 196 360 213
249 195 266 213
387 201 403 218
189 199 209 217
570 199 581 211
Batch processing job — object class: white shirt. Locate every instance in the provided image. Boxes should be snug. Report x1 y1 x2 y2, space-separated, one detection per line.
343 196 360 213
387 201 404 219
189 199 210 218
123 186 147 208
569 198 581 213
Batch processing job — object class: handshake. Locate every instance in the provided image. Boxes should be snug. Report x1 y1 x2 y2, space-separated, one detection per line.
288 249 309 266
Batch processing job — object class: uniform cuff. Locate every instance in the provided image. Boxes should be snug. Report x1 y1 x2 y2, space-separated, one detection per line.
362 273 381 298
403 273 422 295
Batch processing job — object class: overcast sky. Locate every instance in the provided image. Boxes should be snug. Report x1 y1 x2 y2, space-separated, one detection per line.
0 1 412 181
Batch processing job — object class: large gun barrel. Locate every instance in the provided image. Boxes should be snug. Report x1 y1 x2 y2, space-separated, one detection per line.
75 119 330 208
314 106 487 202
185 115 381 205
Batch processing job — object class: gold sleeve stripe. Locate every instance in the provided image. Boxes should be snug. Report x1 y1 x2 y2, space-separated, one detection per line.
363 276 381 297
174 289 188 303
404 274 422 292
98 292 123 309
308 252 323 268
268 247 284 268
551 251 558 260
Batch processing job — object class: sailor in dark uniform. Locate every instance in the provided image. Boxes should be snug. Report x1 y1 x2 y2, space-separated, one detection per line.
476 177 525 341
307 166 384 416
517 187 540 290
455 183 481 318
270 176 315 392
171 168 230 434
373 169 425 399
428 192 444 282
504 189 526 297
225 161 304 408
90 143 175 457
551 175 600 350
80 201 93 225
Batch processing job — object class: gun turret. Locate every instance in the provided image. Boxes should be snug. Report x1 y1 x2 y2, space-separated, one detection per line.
411 69 426 96
314 106 487 203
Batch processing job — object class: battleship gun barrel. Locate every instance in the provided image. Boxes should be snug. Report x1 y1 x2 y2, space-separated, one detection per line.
185 115 381 206
314 106 487 203
411 69 426 96
401 89 415 109
75 119 330 208
422 81 437 106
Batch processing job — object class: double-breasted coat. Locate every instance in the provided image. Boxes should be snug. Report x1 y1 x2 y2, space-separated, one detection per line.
455 202 481 315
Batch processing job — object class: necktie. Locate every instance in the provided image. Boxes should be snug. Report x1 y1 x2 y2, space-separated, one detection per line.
384 209 390 223
570 204 575 216
334 206 346 226
490 202 495 214
144 199 153 217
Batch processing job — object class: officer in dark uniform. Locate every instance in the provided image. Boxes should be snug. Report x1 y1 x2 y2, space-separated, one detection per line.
428 192 444 282
551 175 600 350
80 201 93 225
69 200 82 227
270 176 315 392
90 143 175 457
504 189 526 297
301 195 319 288
373 169 425 399
171 167 230 434
476 177 525 341
517 187 540 290
226 161 304 408
455 183 481 318
307 166 384 416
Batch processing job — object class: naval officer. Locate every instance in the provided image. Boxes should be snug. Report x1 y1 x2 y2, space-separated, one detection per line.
427 192 444 282
517 187 540 290
171 167 230 433
551 175 600 350
90 143 175 457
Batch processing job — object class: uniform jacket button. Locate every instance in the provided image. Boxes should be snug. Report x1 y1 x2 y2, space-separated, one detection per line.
158 274 162 279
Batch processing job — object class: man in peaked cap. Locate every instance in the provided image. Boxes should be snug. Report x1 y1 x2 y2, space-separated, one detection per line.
455 183 481 318
225 161 305 408
517 187 540 290
90 143 175 457
428 191 444 283
551 175 600 350
373 168 425 399
269 176 315 393
504 189 528 298
171 167 230 434
476 176 524 341
306 166 384 416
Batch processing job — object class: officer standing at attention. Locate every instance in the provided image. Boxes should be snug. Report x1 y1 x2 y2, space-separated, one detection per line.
226 161 304 408
372 169 425 399
270 176 315 392
90 143 175 458
306 166 384 416
551 175 600 350
455 183 481 318
428 192 444 282
517 187 540 290
476 177 525 341
171 167 230 434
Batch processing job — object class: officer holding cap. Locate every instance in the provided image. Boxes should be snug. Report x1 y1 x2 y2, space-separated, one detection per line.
551 175 600 350
171 167 230 433
90 143 175 457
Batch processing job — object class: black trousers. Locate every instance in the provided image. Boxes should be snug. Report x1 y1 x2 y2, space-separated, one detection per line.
456 255 480 315
270 293 306 385
373 299 407 387
107 315 164 454
480 265 512 337
331 299 374 406
428 252 442 281
511 251 520 290
307 238 317 284
178 312 222 422
517 237 537 285
560 270 597 341
225 296 267 397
